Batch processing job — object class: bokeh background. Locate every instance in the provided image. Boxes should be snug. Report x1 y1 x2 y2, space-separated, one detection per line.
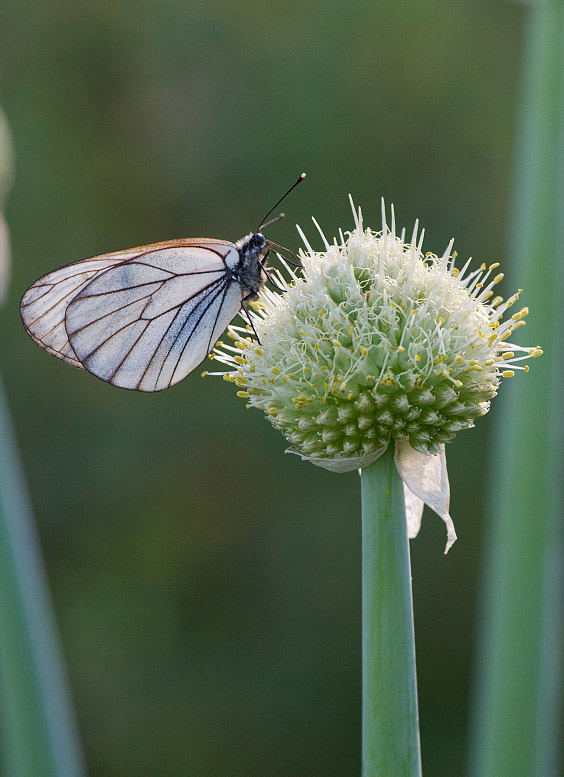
0 1 531 775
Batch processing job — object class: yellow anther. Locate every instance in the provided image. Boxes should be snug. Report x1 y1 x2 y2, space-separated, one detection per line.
272 367 280 374
502 370 515 378
491 296 503 307
360 346 369 357
531 348 543 357
254 347 263 355
480 263 486 271
233 355 245 364
454 355 463 362
282 376 287 383
525 365 530 372
236 391 249 398
236 341 247 350
201 371 209 377
502 352 514 360
223 373 235 382
347 392 354 400
483 291 494 300
208 353 215 360
397 345 405 352
493 273 504 285
511 307 528 320
484 359 495 366
414 353 421 362
227 330 238 340
332 340 341 348
489 262 500 271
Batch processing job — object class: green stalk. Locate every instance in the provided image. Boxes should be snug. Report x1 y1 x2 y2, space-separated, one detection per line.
0 378 86 777
470 2 564 776
361 444 422 777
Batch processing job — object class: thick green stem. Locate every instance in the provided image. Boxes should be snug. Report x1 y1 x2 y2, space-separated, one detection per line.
470 2 564 776
0 378 86 777
361 445 421 777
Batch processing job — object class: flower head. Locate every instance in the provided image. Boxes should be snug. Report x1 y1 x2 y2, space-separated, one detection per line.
211 200 542 550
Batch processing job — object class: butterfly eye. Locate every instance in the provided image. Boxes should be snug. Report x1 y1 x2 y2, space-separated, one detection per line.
252 232 266 247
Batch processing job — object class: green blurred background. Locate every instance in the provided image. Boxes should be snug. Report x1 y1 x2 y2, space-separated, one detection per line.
0 1 529 775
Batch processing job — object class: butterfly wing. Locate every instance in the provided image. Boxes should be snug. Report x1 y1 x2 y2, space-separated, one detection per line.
20 250 150 368
21 240 244 391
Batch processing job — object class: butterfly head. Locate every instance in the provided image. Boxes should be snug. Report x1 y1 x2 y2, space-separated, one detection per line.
236 231 270 262
250 231 267 249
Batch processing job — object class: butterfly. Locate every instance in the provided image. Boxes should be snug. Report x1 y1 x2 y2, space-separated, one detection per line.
20 174 305 392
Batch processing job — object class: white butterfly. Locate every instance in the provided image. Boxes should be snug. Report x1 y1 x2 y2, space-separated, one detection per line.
20 175 305 392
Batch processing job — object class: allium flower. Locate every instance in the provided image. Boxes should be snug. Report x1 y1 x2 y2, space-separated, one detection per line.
211 200 542 550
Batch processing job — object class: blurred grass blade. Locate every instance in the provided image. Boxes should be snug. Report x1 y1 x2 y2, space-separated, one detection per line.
470 2 564 776
0 377 87 777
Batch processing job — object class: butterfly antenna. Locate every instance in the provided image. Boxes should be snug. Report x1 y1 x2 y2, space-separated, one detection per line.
257 173 306 231
260 212 285 230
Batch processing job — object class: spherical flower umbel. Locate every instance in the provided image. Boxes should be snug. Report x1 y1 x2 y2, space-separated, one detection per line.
210 200 542 550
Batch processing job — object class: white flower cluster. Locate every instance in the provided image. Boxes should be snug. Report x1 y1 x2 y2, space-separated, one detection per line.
213 201 540 456
209 201 542 550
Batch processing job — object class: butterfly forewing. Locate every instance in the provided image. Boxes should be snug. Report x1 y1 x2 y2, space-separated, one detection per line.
21 240 245 391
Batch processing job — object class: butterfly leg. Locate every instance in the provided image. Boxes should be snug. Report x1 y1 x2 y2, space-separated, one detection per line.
240 294 262 345
260 254 287 293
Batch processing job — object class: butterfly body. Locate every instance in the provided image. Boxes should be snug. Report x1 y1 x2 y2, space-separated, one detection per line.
20 231 271 392
234 231 268 300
